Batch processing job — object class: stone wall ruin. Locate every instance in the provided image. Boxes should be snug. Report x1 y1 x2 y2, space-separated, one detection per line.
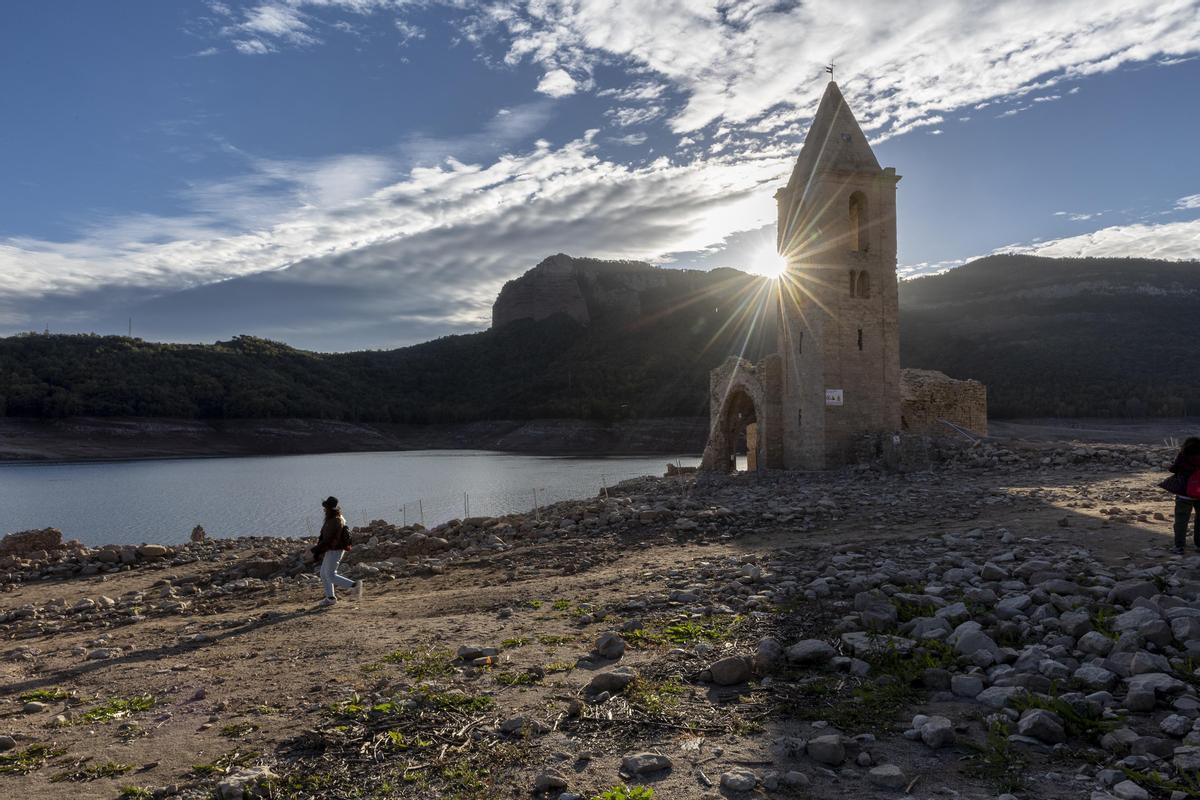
900 368 988 438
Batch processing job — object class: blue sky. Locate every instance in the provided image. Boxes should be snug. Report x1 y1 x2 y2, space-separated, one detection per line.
2 1 1198 350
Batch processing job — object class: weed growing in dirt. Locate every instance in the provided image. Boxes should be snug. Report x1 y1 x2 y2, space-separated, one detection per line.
526 599 544 609
118 787 153 800
537 634 574 646
552 599 572 611
1089 607 1118 640
190 749 259 777
116 722 148 743
625 677 686 716
494 671 540 687
78 694 155 723
0 744 67 775
544 661 574 673
50 760 133 782
621 628 663 648
963 720 1027 793
662 614 746 645
412 685 494 713
19 688 71 703
219 722 259 739
1121 767 1200 798
591 786 654 800
382 648 455 680
1013 693 1120 741
499 637 530 649
380 730 434 751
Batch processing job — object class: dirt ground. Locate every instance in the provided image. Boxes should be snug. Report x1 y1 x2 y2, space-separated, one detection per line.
0 445 1187 800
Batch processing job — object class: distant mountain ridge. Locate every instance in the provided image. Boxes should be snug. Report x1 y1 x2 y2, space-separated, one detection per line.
0 253 1195 423
900 254 1200 417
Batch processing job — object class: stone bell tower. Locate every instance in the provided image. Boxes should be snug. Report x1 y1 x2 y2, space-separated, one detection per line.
774 80 902 469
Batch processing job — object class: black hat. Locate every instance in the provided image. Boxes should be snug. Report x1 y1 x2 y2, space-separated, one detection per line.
322 496 339 509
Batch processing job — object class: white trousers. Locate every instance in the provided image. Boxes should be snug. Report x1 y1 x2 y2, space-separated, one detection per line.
320 550 354 598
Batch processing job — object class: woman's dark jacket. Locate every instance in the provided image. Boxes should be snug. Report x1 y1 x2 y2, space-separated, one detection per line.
313 513 351 558
1170 453 1200 475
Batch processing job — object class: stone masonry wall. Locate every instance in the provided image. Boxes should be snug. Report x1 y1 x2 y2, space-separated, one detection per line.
900 368 988 437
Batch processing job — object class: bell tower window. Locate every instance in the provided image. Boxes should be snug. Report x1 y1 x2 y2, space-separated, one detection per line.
856 270 870 298
848 270 858 297
848 191 868 253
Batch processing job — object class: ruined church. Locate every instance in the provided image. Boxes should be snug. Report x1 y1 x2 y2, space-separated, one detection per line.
701 81 987 472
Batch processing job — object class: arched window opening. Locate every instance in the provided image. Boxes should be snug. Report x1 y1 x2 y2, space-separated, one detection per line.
848 191 868 253
856 270 871 298
848 269 858 297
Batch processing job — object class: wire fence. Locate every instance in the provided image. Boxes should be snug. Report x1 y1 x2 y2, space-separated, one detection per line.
343 464 692 532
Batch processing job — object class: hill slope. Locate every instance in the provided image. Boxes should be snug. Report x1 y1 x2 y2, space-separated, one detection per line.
900 254 1200 417
2 253 1195 422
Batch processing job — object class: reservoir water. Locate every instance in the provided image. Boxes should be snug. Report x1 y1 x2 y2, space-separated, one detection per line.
0 450 700 547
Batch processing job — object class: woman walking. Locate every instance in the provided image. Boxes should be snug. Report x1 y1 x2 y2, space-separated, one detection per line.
312 496 363 607
1167 438 1200 555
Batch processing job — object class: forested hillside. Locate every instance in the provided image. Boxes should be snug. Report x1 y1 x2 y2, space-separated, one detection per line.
2 254 1196 422
900 254 1199 418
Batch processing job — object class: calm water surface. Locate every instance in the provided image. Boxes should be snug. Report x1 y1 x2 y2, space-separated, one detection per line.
1 450 699 547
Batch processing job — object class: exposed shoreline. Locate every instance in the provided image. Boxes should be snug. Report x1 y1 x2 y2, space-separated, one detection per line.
0 416 710 464
2 415 1196 466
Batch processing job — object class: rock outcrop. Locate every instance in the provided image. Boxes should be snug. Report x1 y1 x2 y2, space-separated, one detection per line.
491 253 763 330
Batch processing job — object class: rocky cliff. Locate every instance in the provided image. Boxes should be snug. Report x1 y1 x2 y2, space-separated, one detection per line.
492 253 758 330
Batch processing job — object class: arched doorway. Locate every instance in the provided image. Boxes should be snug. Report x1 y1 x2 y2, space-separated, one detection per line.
715 386 761 473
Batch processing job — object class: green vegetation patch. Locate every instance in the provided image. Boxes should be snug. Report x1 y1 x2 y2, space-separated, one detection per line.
190 749 259 777
494 671 540 687
382 648 456 680
79 694 155 723
963 720 1028 793
591 785 654 800
625 676 686 716
219 722 259 739
0 744 67 776
1013 693 1120 741
50 761 134 782
536 634 574 646
118 788 153 800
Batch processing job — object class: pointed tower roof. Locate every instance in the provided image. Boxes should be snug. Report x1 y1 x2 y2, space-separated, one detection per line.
785 81 880 190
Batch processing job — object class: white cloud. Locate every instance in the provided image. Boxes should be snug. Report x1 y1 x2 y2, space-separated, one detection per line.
609 132 647 146
1007 219 1200 260
0 132 790 322
535 68 578 97
606 105 663 126
234 3 318 45
1054 210 1102 221
1177 194 1200 210
478 0 1200 138
597 81 666 101
234 38 274 55
902 217 1200 278
394 18 424 45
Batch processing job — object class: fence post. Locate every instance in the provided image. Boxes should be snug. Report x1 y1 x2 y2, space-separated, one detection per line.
464 492 470 518
601 473 609 500
419 498 425 528
402 505 407 527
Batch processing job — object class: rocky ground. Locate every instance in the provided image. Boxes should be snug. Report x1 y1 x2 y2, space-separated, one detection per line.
1 437 1198 800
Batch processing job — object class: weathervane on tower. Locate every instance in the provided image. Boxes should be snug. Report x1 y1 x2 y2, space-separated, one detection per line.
825 63 835 79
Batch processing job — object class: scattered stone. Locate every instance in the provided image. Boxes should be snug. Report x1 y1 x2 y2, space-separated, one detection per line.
868 764 907 789
707 656 752 686
620 752 672 775
720 768 758 792
806 734 845 765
